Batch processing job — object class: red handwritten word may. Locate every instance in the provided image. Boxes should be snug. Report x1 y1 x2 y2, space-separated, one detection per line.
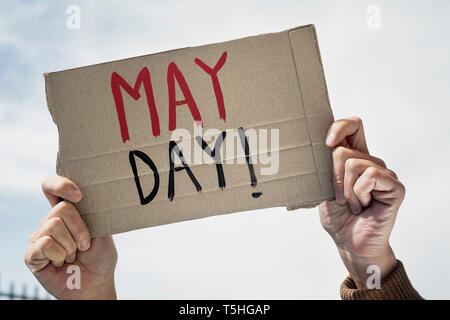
111 52 227 143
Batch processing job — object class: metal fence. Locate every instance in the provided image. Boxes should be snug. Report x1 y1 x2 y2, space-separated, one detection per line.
0 273 50 300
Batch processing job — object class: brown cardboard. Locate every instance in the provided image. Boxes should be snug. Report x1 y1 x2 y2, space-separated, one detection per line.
44 24 335 237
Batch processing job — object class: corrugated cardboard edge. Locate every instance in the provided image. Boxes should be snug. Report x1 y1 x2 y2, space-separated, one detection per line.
43 73 63 175
43 73 56 127
286 25 335 211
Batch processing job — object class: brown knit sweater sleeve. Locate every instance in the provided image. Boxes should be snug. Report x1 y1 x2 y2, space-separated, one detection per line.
340 260 423 300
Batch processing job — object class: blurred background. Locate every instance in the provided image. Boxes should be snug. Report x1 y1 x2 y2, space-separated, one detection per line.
0 0 449 299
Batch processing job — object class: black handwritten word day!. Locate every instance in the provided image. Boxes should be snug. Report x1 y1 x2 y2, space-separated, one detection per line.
110 52 262 205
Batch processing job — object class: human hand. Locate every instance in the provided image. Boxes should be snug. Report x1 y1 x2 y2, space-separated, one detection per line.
319 117 404 289
25 175 118 299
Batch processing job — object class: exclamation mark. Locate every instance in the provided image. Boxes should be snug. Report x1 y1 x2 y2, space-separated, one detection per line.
237 127 263 198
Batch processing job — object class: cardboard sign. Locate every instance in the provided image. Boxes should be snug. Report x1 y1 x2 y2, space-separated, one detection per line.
44 24 335 237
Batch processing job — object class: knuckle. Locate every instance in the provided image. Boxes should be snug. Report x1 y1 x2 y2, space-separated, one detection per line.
57 200 73 212
350 116 363 126
40 235 54 248
373 156 386 168
333 175 344 185
333 146 348 158
344 188 353 199
344 158 358 171
48 216 64 231
365 166 379 179
35 238 56 264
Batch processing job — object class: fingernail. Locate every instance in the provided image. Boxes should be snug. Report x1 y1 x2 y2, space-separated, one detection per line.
67 253 76 263
326 132 335 146
71 189 82 202
80 239 90 251
53 261 64 268
336 193 346 205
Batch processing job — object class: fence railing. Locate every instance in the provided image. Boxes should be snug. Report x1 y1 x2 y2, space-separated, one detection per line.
0 273 51 300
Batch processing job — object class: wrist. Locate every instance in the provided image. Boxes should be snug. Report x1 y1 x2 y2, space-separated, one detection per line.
75 276 117 300
95 279 117 300
338 245 397 289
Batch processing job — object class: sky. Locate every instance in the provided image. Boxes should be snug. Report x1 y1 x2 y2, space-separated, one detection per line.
0 0 449 299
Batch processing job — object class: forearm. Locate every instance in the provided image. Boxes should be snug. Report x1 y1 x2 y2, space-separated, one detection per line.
338 244 397 289
338 245 397 289
87 278 117 300
60 276 117 300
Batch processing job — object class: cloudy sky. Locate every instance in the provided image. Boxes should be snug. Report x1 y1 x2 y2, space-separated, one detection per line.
0 0 449 299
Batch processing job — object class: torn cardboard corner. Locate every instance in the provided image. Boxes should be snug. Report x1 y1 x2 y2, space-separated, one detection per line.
44 24 335 237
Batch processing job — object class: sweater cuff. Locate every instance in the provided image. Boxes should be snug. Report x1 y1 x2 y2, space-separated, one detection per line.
340 260 423 300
